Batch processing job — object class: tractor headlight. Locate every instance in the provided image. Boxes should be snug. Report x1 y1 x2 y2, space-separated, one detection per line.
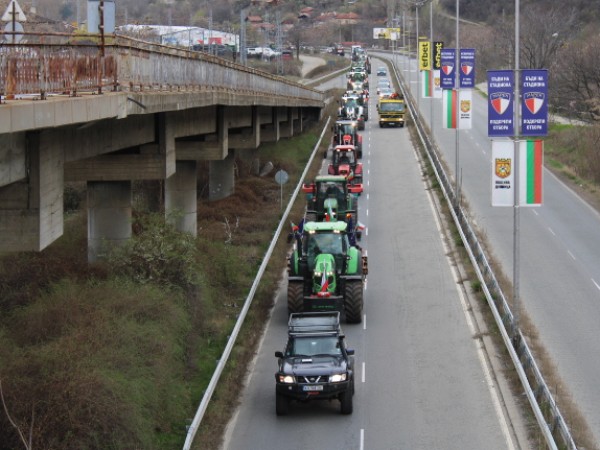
329 373 347 383
279 375 295 383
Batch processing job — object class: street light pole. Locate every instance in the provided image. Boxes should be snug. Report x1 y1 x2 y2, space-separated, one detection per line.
429 0 434 132
416 2 420 116
453 0 460 208
512 0 521 340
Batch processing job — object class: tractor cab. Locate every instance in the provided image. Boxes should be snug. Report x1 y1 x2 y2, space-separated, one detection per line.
328 145 363 185
331 120 362 157
302 175 362 223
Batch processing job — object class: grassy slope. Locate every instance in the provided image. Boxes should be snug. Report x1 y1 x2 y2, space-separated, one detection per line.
0 110 334 449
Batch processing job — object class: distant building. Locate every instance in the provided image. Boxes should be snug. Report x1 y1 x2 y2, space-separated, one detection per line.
118 24 238 48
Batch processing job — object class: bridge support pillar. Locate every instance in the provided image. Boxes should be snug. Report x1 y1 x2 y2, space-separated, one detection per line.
209 151 235 201
87 181 132 262
0 132 64 252
165 160 197 236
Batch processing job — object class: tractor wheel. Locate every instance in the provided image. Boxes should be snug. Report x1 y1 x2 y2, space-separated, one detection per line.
340 388 353 414
276 391 290 416
344 280 363 324
357 149 363 159
287 281 304 314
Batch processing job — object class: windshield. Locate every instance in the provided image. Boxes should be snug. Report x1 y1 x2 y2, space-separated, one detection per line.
306 232 343 258
290 336 341 356
379 102 405 112
334 151 355 165
339 124 355 134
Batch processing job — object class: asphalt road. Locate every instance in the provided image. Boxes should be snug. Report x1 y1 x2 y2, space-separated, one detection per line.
390 51 600 445
221 66 523 450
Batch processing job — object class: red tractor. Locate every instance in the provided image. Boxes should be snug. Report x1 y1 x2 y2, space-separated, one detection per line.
328 145 363 185
328 120 362 159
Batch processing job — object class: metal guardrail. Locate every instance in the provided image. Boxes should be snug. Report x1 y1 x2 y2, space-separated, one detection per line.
384 54 577 450
0 32 323 103
182 116 331 450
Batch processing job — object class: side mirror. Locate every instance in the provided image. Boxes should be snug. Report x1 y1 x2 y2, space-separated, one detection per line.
275 351 284 358
346 349 355 356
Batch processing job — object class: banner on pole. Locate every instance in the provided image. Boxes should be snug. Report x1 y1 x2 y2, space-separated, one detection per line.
491 139 543 206
442 89 472 129
422 70 432 98
521 69 549 137
433 70 442 98
519 139 543 205
487 70 515 137
440 48 455 89
419 41 431 70
460 48 476 88
433 41 443 70
491 140 515 207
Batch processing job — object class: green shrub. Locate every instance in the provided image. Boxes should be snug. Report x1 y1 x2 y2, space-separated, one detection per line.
0 279 191 450
108 213 199 288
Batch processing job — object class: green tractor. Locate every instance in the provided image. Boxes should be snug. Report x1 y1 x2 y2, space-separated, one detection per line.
302 175 362 224
287 221 367 323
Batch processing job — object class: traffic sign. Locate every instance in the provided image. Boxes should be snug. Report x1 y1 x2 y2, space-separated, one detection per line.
274 170 289 185
2 0 27 22
3 21 23 42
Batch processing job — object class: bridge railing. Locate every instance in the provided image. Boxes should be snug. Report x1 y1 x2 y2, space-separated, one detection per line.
0 32 322 103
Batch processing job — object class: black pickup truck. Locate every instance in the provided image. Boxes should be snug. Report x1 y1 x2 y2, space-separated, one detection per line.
274 312 355 415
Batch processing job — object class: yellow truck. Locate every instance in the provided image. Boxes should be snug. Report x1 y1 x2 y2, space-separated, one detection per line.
377 96 406 128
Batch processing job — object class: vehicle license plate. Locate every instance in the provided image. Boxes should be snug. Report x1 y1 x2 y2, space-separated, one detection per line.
303 385 323 391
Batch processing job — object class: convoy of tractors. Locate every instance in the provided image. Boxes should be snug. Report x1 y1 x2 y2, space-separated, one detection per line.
275 45 405 415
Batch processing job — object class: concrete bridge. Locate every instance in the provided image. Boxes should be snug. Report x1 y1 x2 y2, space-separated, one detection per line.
0 33 325 260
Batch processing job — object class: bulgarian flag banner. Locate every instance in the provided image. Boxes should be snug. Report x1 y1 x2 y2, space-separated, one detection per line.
491 139 543 207
442 89 472 129
442 89 458 128
519 139 543 206
422 70 433 98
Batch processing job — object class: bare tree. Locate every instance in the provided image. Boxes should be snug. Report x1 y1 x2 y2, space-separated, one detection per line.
552 33 600 120
520 4 579 69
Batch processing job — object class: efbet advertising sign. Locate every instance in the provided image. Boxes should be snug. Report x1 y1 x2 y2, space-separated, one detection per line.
419 41 431 71
433 41 443 70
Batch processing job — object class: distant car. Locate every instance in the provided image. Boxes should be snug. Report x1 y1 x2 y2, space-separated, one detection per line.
262 47 282 59
376 80 391 94
378 87 394 99
246 47 262 57
377 66 387 76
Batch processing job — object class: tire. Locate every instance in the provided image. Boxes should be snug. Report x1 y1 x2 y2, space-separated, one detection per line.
357 149 363 159
344 280 363 324
276 392 290 416
340 388 353 414
379 123 383 128
287 281 304 314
